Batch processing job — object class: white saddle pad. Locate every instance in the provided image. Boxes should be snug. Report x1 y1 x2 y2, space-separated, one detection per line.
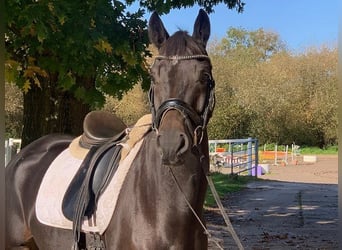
36 139 144 234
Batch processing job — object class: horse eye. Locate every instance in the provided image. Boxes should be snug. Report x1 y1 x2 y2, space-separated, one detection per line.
202 73 211 84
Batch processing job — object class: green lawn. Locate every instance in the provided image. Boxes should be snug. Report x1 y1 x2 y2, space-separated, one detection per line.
299 145 338 155
205 173 255 207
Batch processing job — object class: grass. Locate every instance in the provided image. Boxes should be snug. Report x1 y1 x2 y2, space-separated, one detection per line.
261 144 338 155
299 145 338 155
204 172 255 207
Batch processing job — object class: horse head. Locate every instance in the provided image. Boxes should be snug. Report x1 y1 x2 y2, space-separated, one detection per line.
148 9 215 166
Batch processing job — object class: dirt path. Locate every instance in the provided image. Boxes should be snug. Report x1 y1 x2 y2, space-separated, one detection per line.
205 155 338 249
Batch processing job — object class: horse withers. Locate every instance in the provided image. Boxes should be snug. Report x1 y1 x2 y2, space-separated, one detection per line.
6 9 215 250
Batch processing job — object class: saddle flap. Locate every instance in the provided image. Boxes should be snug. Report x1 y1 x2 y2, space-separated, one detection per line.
62 147 98 220
62 141 123 221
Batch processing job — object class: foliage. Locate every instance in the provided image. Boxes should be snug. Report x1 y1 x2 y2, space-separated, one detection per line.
5 82 23 138
5 0 245 145
207 28 338 148
102 84 150 125
131 0 245 14
205 173 253 207
5 0 150 105
212 27 286 61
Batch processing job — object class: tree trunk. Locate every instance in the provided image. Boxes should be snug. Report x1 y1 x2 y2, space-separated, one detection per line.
57 91 90 136
21 77 91 147
22 81 55 147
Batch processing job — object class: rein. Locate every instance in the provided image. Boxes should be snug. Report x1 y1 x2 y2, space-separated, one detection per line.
167 157 244 250
206 175 244 250
167 164 224 250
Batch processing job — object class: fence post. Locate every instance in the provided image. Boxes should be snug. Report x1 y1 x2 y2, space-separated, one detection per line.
254 139 259 178
247 137 252 175
5 138 22 166
285 145 288 165
5 140 9 166
230 150 234 175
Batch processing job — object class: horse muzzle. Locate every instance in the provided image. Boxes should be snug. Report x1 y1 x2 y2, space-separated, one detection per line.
152 98 206 165
156 129 190 165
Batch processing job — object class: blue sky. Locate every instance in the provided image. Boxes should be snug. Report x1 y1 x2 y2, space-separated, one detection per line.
130 0 339 52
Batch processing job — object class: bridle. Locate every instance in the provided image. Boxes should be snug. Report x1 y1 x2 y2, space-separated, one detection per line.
149 54 215 146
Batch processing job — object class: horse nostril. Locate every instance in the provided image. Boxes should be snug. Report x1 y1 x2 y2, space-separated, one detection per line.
177 133 189 156
157 131 190 164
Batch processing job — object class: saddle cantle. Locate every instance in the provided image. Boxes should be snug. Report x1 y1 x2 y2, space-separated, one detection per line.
79 110 127 148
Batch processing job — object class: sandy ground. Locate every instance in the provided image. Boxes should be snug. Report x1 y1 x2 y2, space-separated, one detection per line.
205 155 338 249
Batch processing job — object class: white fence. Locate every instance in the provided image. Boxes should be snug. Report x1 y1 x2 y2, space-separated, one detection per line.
5 138 21 166
209 138 259 176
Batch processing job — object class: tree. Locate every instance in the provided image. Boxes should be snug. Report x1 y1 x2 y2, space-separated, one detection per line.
102 84 150 126
5 1 150 146
210 27 286 61
5 0 244 147
133 0 244 14
293 47 338 147
208 27 287 140
207 27 337 147
5 82 23 138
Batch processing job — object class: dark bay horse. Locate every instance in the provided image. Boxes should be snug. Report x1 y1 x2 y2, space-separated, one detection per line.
6 9 215 250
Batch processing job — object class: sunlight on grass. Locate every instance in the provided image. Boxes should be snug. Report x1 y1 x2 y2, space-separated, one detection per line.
205 173 255 207
300 145 338 155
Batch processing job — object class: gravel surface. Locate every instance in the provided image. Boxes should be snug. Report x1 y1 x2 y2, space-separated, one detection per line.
205 155 338 250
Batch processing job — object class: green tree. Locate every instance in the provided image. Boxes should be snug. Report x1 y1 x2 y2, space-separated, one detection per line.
5 1 150 146
211 27 286 61
134 0 244 13
293 47 338 147
208 27 286 140
208 27 337 147
5 82 23 138
5 0 244 147
102 84 150 126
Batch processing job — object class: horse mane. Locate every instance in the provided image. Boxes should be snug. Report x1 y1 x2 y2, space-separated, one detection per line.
160 30 207 56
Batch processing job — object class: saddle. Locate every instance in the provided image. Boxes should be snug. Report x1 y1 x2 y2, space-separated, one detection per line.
61 111 152 247
62 111 127 231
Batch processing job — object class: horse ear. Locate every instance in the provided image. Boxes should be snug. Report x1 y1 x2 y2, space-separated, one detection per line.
192 9 211 47
148 12 170 49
